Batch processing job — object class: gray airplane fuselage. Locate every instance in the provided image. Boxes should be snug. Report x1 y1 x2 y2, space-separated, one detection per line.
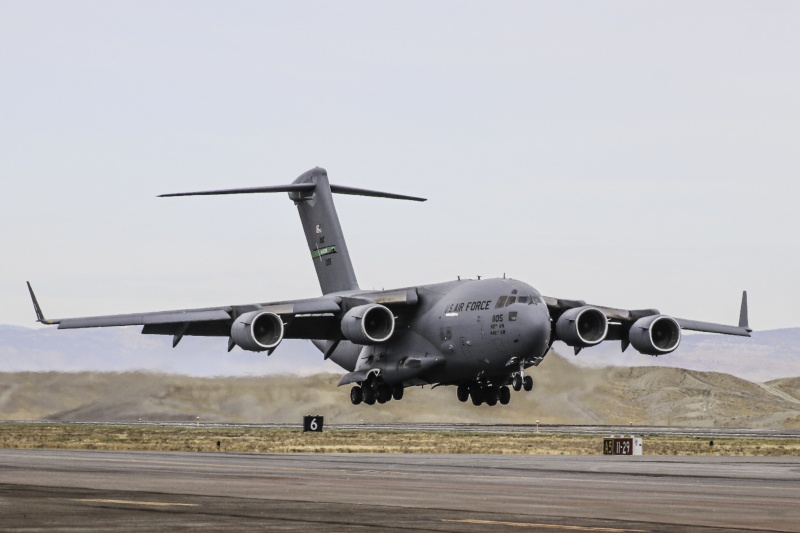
322 278 551 386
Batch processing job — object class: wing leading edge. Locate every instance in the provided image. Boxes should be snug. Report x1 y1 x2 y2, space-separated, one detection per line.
26 282 419 350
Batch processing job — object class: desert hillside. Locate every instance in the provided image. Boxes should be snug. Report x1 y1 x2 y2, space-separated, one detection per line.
1 353 798 428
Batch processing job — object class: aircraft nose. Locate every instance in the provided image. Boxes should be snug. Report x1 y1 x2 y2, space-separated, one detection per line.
513 305 551 353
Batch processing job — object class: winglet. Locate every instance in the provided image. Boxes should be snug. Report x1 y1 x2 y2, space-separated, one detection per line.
738 290 751 332
26 282 48 324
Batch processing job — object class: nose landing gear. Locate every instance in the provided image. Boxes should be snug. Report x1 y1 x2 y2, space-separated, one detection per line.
523 375 533 392
512 373 534 392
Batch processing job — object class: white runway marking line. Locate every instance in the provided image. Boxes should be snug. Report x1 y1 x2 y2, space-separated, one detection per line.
72 498 198 507
443 519 645 531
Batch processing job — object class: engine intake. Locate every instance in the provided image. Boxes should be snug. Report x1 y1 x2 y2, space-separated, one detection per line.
230 311 284 352
629 315 681 355
341 304 395 344
555 306 608 347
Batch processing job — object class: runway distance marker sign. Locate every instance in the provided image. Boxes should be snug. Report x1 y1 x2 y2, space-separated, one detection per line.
303 416 324 432
603 436 642 456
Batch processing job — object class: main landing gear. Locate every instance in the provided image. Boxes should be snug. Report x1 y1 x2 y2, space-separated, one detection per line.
458 373 533 406
457 382 511 407
350 374 403 406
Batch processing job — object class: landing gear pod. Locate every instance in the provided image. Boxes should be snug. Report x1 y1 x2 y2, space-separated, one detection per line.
340 304 395 344
231 311 284 352
629 315 681 355
555 306 608 347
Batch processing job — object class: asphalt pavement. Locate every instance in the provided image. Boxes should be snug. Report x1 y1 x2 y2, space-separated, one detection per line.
1 449 798 532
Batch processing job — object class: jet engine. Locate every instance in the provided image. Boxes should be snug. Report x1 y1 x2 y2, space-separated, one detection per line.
555 306 608 347
629 315 681 355
340 304 395 344
230 311 284 352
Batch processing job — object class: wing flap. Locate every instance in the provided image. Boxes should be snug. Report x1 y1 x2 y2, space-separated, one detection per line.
142 321 232 337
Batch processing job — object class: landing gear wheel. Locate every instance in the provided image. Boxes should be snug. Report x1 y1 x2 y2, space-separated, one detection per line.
457 384 469 403
363 386 376 405
350 386 363 405
377 383 392 404
512 374 523 392
499 386 511 405
470 389 483 406
484 387 499 406
392 387 404 401
523 375 533 392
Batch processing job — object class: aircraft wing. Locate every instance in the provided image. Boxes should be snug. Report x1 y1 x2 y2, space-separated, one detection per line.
27 282 419 348
542 291 750 355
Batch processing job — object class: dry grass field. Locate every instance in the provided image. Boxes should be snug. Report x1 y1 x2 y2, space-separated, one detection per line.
1 423 798 456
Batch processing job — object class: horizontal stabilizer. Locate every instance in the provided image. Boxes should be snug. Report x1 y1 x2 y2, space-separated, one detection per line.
329 184 426 202
159 183 314 198
160 177 425 202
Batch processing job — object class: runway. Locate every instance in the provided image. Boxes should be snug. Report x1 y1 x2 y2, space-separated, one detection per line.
1 450 798 532
7 420 799 439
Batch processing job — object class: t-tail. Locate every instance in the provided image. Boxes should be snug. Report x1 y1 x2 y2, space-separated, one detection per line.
159 167 425 294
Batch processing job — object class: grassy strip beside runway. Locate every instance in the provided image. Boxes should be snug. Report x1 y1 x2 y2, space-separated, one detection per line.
0 423 798 455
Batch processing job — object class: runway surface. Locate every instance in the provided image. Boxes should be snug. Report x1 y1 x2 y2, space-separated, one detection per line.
1 449 798 532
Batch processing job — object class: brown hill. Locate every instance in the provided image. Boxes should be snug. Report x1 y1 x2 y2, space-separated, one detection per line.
768 377 800 400
1 353 798 428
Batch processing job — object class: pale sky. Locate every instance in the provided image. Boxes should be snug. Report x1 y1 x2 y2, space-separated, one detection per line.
2 1 798 332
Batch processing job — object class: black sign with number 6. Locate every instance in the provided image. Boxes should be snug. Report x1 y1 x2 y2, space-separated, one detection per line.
303 415 324 432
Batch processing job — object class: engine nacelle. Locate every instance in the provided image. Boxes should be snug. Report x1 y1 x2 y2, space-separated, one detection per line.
555 306 608 347
230 311 284 352
629 315 681 355
340 304 395 344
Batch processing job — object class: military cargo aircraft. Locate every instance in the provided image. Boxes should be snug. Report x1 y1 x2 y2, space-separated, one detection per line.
28 167 751 406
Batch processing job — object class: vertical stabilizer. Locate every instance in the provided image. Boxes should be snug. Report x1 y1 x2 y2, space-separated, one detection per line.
290 168 359 294
159 167 425 296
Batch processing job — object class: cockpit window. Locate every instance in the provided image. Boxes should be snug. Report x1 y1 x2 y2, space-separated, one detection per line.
500 294 537 307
